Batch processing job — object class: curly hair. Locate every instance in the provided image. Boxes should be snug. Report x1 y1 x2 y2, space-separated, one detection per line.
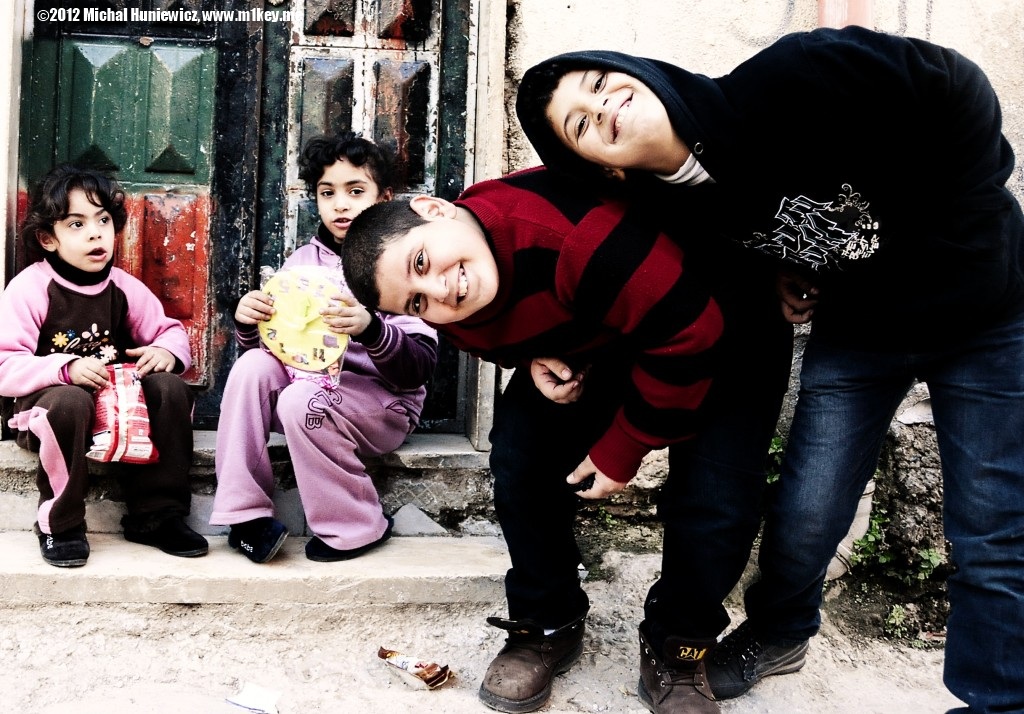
341 199 428 310
297 131 395 194
21 164 128 262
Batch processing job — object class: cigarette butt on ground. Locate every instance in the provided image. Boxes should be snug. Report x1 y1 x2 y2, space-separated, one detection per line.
377 646 453 690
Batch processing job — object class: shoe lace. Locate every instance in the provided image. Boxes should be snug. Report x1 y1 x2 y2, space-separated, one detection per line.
656 665 701 688
641 639 702 689
712 621 763 666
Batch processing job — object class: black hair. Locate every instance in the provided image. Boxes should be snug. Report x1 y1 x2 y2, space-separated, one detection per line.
21 164 128 262
342 199 428 310
516 51 693 198
297 131 395 194
515 59 623 191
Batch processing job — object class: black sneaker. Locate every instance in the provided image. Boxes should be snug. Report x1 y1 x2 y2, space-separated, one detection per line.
35 522 90 568
305 515 394 562
228 517 288 563
124 515 209 557
705 621 808 699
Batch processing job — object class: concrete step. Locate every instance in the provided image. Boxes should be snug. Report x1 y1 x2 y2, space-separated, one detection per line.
0 530 509 605
0 430 662 537
0 431 497 536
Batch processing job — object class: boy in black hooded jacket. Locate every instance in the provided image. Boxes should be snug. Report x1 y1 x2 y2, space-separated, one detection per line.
517 25 1024 714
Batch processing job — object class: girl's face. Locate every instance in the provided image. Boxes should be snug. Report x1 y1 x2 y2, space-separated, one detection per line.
38 188 116 272
316 158 392 243
545 69 689 174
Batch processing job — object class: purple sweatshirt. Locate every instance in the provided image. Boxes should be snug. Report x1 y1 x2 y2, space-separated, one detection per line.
237 236 437 425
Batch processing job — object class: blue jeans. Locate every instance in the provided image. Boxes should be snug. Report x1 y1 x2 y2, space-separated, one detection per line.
746 313 1024 714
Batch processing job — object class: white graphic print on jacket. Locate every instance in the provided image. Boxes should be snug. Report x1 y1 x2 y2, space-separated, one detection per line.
745 184 881 271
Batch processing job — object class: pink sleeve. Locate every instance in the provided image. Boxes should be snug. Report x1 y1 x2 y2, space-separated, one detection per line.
0 267 76 396
113 271 192 372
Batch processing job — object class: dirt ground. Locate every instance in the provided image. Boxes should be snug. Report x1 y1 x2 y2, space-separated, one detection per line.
2 540 962 714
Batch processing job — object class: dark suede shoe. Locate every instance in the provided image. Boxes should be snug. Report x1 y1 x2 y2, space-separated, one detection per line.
705 621 808 699
125 515 209 557
478 614 586 713
35 522 90 568
228 516 288 563
638 624 719 713
305 515 394 562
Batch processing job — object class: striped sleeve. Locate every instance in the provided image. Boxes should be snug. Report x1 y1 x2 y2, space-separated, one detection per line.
234 322 262 351
558 202 723 482
356 312 439 389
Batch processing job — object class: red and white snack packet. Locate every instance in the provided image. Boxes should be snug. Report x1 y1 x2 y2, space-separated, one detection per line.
377 647 453 690
86 363 160 465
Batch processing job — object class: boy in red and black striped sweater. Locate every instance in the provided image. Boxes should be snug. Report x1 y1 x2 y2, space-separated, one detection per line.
343 166 728 712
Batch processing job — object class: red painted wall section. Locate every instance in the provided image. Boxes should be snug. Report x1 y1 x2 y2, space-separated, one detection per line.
120 192 210 385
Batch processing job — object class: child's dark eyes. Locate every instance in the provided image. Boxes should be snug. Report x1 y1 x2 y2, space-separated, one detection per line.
414 250 425 273
411 294 423 315
575 116 587 139
319 189 334 198
593 72 605 92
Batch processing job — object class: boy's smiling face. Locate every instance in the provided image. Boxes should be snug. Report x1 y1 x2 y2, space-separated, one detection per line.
316 158 390 243
374 196 498 324
545 69 687 174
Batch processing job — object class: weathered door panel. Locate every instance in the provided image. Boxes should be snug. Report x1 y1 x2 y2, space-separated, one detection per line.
121 193 212 382
19 1 260 426
280 0 470 432
50 38 216 384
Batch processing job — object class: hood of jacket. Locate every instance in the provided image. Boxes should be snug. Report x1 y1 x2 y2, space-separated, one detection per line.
516 49 739 186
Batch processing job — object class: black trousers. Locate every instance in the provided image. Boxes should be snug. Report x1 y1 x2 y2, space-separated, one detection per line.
15 372 195 534
489 288 792 645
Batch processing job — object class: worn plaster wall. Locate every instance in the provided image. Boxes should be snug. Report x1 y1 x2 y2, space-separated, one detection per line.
0 2 25 288
504 0 1024 203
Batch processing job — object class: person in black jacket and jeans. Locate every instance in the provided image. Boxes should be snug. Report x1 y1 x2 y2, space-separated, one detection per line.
517 26 1024 714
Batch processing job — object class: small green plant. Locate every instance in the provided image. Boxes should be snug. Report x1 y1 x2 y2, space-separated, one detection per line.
849 508 892 567
884 604 909 639
596 505 617 528
901 547 945 585
765 435 785 484
849 508 947 586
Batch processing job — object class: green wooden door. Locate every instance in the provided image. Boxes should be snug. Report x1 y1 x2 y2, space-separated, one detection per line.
19 0 262 427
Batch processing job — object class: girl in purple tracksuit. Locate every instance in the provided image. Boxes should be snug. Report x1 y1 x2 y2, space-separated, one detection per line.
0 165 207 568
210 133 437 563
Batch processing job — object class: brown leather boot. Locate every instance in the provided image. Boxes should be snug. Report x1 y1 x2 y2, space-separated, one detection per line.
478 615 586 713
638 625 720 713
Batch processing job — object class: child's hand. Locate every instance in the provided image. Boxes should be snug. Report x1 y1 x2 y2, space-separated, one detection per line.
776 270 820 324
126 346 177 376
235 290 275 325
567 456 626 500
530 357 586 404
321 292 372 337
67 357 110 390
